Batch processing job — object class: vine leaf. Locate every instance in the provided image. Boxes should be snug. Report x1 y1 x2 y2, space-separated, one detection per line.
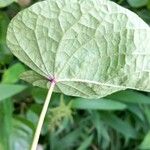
7 0 150 99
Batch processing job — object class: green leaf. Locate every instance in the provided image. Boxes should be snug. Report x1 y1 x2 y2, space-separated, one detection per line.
10 117 34 150
2 63 26 83
77 134 93 150
56 129 81 149
31 87 48 104
26 104 48 135
137 9 150 24
107 90 150 104
7 0 150 99
71 97 127 110
26 104 41 125
139 131 150 149
0 84 27 101
0 101 33 150
127 0 148 8
0 99 13 150
0 13 9 43
0 12 12 65
0 0 17 8
101 113 138 139
143 106 150 125
127 104 145 122
90 111 110 148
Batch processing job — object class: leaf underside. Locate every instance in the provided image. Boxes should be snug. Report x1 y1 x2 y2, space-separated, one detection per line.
7 0 150 99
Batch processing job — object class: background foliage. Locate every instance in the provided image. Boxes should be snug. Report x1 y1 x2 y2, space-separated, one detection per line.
1 0 150 150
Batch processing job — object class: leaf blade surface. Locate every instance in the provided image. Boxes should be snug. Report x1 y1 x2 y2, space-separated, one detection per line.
7 0 150 98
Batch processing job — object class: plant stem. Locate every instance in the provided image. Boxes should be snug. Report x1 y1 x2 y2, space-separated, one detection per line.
30 82 55 150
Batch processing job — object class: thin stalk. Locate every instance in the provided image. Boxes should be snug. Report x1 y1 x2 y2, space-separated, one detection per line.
31 81 55 150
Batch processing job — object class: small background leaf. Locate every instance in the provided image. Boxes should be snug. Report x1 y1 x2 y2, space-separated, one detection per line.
0 0 17 8
10 117 34 150
127 0 148 8
0 84 26 101
2 63 26 84
107 90 150 104
101 113 138 139
139 131 150 149
77 134 93 150
71 98 127 110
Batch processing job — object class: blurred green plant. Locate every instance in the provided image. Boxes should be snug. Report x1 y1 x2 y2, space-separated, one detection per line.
49 95 73 131
127 0 148 8
0 0 31 8
0 0 17 8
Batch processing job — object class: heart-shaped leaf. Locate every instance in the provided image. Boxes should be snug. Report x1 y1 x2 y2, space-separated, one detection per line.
7 0 150 99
